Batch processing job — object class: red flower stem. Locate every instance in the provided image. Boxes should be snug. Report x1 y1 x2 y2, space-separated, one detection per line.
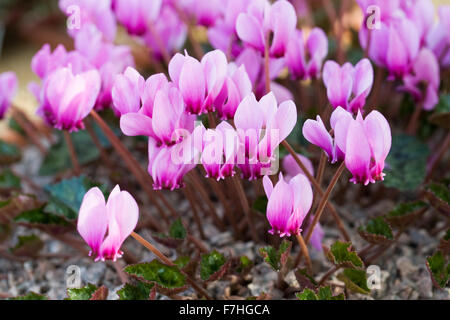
296 234 313 274
406 103 422 134
426 131 450 181
281 141 350 242
294 162 346 267
130 231 212 300
318 265 340 286
207 177 240 238
231 175 259 243
89 110 170 225
111 261 128 284
84 119 114 170
316 152 327 185
63 130 81 176
183 186 206 240
187 170 225 230
10 107 46 154
305 162 345 244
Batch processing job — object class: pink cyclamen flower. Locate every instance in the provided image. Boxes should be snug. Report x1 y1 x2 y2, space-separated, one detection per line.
235 47 292 103
400 48 440 111
0 72 18 119
148 135 198 190
168 50 228 114
323 58 374 112
200 121 239 180
74 25 135 109
263 173 313 237
359 13 420 79
308 222 324 252
113 68 195 145
214 63 252 120
234 92 297 179
236 0 297 58
285 28 328 80
143 5 187 61
282 153 314 180
180 0 223 27
37 67 101 131
426 6 450 68
113 0 162 35
78 185 139 261
207 0 252 58
332 108 392 185
59 0 117 41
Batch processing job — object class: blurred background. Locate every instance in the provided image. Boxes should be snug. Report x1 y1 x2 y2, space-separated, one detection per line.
0 0 448 140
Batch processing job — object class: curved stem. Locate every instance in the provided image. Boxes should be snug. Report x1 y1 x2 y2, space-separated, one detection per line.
90 110 170 225
11 108 46 154
130 232 212 300
281 140 350 242
296 234 313 274
231 175 259 243
63 130 81 176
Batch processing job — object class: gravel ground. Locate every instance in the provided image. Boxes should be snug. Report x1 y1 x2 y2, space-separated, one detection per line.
0 138 449 300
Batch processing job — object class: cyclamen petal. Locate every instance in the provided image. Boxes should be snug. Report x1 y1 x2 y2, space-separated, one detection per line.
112 67 145 116
178 56 206 114
265 173 311 237
0 72 18 119
282 153 314 180
302 116 334 161
42 67 101 131
77 185 139 261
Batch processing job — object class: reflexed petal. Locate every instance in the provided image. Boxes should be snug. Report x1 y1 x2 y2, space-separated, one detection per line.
302 116 334 160
77 187 108 257
120 113 154 137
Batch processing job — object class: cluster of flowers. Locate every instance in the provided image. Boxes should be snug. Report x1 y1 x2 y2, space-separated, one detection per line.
111 50 297 188
5 0 435 261
358 0 446 110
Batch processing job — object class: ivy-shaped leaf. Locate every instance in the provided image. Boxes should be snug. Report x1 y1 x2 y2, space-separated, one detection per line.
358 217 393 245
386 201 428 228
294 268 317 290
236 255 253 274
124 260 187 291
9 292 48 300
337 268 370 294
90 286 109 300
0 140 21 165
259 240 292 272
425 182 450 217
296 286 345 300
14 206 70 229
117 281 155 300
325 241 364 269
426 251 449 288
66 283 98 300
383 134 429 191
44 176 107 220
169 218 186 240
200 250 228 281
0 169 21 190
151 219 187 249
10 234 43 257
